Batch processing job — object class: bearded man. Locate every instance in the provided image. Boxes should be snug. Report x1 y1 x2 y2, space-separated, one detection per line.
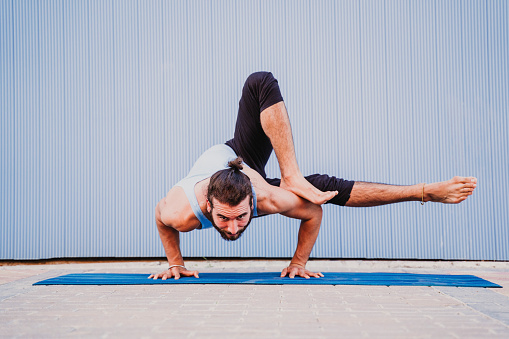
150 72 477 280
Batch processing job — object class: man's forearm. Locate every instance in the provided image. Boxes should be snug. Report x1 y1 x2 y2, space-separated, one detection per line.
290 215 322 268
269 184 324 268
156 221 185 266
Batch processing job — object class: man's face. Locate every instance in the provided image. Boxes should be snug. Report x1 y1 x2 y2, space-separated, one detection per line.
207 196 253 241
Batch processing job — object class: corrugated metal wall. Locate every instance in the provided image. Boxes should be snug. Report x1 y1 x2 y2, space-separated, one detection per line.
1 0 507 260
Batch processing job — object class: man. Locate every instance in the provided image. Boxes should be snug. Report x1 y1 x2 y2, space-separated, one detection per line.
150 72 477 280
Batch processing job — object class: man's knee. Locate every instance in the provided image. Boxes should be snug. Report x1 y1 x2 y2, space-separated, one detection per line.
243 72 273 100
243 71 283 113
244 71 272 89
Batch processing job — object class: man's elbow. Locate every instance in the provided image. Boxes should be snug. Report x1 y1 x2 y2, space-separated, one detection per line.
156 201 174 228
160 210 177 228
308 203 323 222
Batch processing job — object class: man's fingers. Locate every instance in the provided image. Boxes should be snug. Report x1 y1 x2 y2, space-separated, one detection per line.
281 267 324 279
309 272 324 278
150 270 179 280
150 269 200 280
177 270 200 279
282 266 320 279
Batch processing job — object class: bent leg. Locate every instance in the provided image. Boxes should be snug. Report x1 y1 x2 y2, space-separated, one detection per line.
260 101 338 204
226 72 337 204
225 72 283 178
345 176 477 207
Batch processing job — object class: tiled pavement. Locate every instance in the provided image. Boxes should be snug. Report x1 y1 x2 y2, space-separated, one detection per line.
0 259 508 338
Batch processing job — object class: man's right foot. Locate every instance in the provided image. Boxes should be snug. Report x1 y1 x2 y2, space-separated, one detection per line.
425 176 477 204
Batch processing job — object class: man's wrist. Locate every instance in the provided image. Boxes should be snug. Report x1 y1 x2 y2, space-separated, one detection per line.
289 262 306 269
168 264 186 270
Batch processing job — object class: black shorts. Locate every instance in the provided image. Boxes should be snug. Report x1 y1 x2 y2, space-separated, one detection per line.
225 72 354 206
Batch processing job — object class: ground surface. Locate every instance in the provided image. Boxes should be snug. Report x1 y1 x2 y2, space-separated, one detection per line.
0 259 508 338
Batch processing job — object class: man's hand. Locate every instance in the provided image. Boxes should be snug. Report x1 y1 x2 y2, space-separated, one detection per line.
148 266 199 280
280 175 337 205
280 264 324 279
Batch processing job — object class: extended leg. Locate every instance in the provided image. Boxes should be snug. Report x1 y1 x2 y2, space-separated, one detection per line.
345 176 477 207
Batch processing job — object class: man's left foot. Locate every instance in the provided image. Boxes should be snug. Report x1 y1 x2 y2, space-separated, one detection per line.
280 174 338 205
425 176 477 204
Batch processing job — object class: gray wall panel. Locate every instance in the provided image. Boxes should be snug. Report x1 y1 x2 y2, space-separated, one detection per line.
1 0 14 258
1 0 507 260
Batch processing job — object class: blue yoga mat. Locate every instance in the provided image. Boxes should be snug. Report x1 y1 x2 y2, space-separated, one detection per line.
33 272 501 287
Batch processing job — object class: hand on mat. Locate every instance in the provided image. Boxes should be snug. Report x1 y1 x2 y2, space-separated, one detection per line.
280 265 324 279
148 267 199 280
280 175 337 205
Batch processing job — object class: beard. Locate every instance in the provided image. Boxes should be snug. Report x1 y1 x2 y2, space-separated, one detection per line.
211 212 254 241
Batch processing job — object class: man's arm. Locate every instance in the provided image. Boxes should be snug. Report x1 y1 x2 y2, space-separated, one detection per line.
279 193 324 278
149 193 200 280
148 220 199 280
260 102 338 205
256 180 324 278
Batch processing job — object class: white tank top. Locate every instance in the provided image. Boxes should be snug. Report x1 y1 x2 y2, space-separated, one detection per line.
174 144 258 230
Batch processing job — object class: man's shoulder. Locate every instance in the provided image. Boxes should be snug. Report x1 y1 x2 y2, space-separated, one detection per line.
158 186 200 232
243 166 281 216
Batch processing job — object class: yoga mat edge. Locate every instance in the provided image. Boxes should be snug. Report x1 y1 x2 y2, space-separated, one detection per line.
33 272 502 288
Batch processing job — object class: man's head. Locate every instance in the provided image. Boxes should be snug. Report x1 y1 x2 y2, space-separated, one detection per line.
206 157 254 241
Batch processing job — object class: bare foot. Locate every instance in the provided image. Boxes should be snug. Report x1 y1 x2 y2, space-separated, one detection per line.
280 175 338 205
425 176 477 204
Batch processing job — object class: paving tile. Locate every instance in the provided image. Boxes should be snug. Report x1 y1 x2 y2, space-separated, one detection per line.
1 260 509 338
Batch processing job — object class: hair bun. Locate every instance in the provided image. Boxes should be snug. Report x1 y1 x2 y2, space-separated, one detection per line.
227 157 244 171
